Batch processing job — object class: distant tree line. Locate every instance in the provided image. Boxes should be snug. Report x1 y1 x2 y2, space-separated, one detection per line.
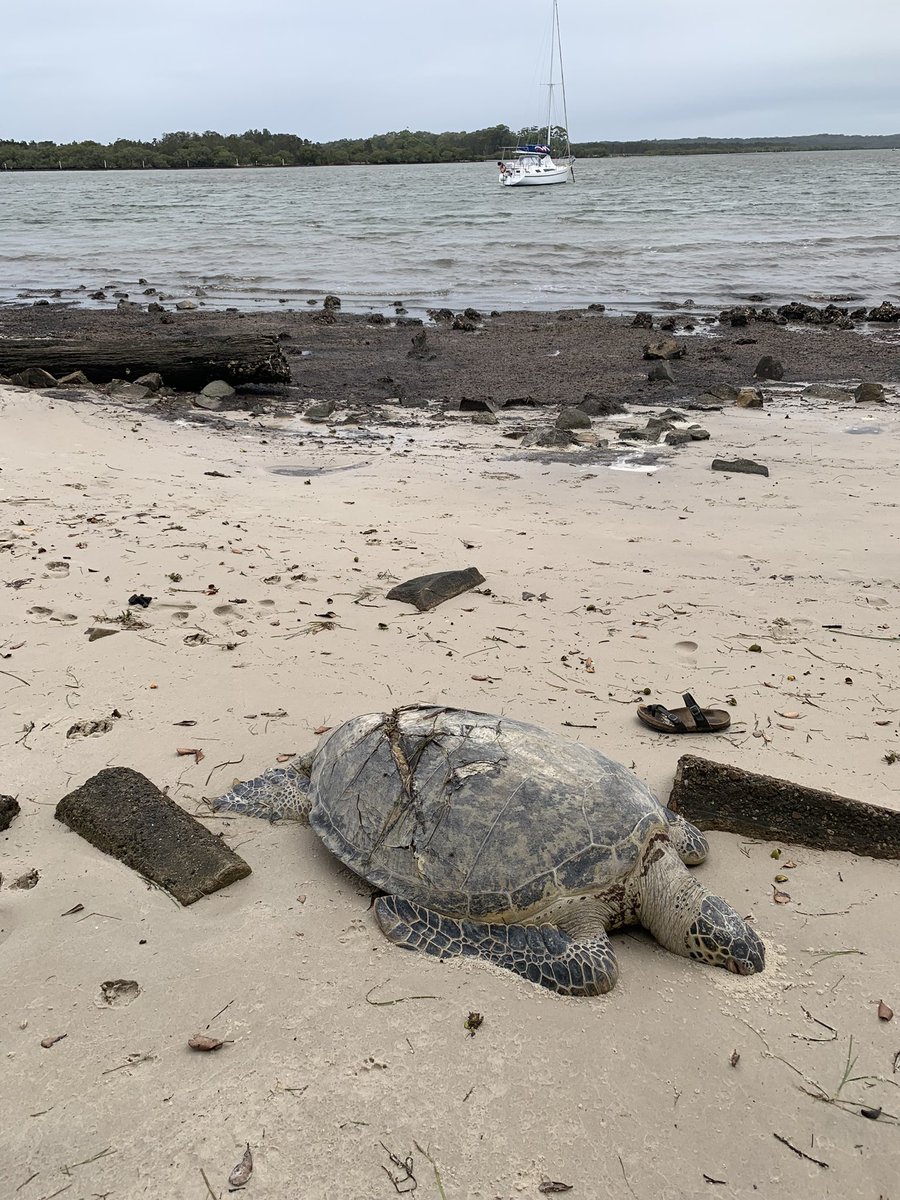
1 126 898 170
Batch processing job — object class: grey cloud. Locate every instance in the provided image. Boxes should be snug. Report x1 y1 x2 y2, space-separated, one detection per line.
1 0 897 143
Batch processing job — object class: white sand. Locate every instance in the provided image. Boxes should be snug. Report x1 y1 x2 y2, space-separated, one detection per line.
2 384 899 1198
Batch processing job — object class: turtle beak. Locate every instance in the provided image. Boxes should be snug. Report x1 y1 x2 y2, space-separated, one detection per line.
726 955 760 975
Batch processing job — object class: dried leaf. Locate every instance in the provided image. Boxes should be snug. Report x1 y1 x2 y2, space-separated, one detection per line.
464 1011 483 1036
784 860 798 869
313 725 332 735
539 1181 573 1195
772 886 791 904
40 1033 67 1048
188 1034 224 1051
173 719 197 727
770 848 782 859
729 1050 740 1067
774 874 788 883
878 1000 894 1022
228 1144 253 1187
778 711 801 720
176 747 205 764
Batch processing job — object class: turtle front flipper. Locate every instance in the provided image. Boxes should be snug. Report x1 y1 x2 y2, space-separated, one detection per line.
374 896 618 996
663 809 708 865
212 757 313 823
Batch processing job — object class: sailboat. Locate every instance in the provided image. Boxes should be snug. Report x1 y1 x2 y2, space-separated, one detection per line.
497 0 575 187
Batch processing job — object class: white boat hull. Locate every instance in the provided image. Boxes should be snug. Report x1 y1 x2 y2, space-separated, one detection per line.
498 158 574 186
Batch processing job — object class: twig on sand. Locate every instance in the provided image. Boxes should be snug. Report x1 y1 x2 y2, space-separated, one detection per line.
773 1133 829 1169
365 980 437 1007
413 1142 447 1200
199 1167 218 1199
0 668 31 686
61 1146 116 1174
206 998 236 1028
204 755 244 787
617 1153 637 1198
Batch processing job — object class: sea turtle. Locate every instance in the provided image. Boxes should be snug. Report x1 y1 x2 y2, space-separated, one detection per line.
214 704 764 995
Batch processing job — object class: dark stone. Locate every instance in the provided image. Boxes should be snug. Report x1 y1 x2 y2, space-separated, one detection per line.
459 396 497 413
734 388 764 408
117 299 142 313
753 355 784 381
108 379 152 402
452 316 477 332
147 302 165 313
0 795 20 831
587 302 606 312
647 361 674 383
520 427 578 449
578 393 627 417
643 339 686 361
386 567 486 612
11 367 57 389
134 372 163 392
314 309 337 325
659 317 677 331
632 312 653 329
57 370 92 387
427 308 454 322
89 290 106 300
471 412 498 425
367 312 388 325
696 383 739 406
395 316 423 327
854 382 886 404
463 307 483 321
55 768 251 905
305 399 336 422
712 458 769 477
407 329 435 360
664 426 709 446
556 406 591 430
866 302 900 322
323 294 341 310
802 384 853 402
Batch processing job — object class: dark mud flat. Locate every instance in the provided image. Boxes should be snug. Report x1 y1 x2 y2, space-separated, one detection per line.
1 304 897 408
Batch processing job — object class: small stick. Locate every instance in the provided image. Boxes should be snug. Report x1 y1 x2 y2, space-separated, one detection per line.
206 998 236 1028
0 668 31 686
199 1167 218 1199
772 1133 829 1169
205 755 244 787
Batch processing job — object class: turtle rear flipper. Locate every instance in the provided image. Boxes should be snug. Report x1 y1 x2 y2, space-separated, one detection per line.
375 896 618 995
213 757 313 823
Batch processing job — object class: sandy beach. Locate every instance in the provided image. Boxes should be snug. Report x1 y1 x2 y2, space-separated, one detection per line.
2 308 899 1199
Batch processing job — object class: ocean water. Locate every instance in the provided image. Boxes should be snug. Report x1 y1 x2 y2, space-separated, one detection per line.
1 151 898 315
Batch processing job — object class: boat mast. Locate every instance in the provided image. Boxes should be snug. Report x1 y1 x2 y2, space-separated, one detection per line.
555 0 572 158
546 0 557 148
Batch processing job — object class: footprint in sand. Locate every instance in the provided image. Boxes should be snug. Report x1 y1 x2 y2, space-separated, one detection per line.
45 561 70 577
26 606 78 625
215 600 277 621
674 640 699 657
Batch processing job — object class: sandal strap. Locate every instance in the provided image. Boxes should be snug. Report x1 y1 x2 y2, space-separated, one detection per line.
682 692 712 732
645 704 687 732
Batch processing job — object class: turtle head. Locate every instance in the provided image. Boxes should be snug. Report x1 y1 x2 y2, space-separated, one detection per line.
686 895 765 975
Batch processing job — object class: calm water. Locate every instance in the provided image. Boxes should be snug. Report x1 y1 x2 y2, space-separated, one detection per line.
1 151 898 315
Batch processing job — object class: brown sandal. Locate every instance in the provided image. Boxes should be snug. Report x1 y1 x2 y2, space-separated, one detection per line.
637 692 731 734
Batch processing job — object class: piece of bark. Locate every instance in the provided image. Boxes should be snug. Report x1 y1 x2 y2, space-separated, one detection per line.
0 335 290 391
56 768 251 904
0 795 20 831
386 567 486 612
668 754 900 859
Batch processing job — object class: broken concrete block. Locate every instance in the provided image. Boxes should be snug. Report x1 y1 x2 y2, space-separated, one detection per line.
55 767 251 905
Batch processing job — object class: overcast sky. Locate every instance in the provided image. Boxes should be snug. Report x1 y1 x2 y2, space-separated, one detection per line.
3 0 898 143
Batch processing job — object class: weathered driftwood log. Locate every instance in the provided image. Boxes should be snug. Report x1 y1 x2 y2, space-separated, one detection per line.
668 754 900 859
0 334 291 390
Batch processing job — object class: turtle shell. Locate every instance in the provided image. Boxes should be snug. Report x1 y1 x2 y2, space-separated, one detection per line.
308 705 667 921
